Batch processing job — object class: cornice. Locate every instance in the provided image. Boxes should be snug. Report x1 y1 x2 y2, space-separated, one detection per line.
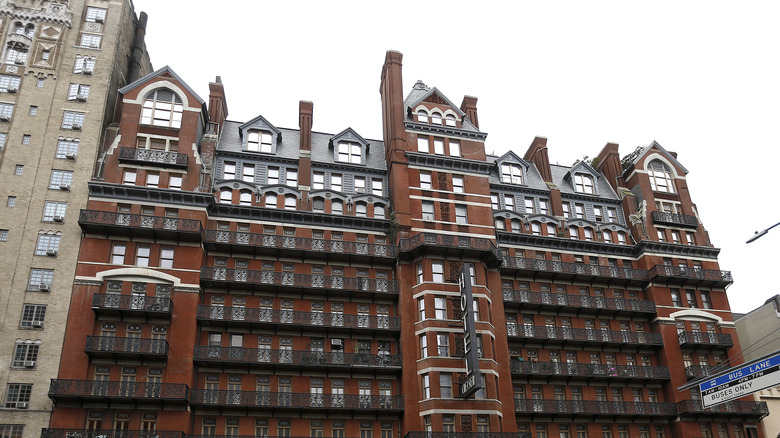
404 121 487 141
406 152 493 175
0 1 72 26
208 204 392 233
637 240 721 259
496 232 637 257
88 182 213 207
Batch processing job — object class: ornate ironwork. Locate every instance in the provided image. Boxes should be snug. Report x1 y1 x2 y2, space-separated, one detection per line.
649 265 733 285
203 230 398 258
118 147 188 168
200 267 398 294
678 331 733 348
514 398 677 416
41 430 185 438
510 360 669 380
85 336 168 356
48 380 188 401
197 305 399 330
189 390 403 410
685 364 719 380
91 294 172 314
79 210 201 233
193 346 401 368
502 256 650 281
651 210 698 227
676 399 768 415
400 232 503 259
506 324 663 346
502 289 656 314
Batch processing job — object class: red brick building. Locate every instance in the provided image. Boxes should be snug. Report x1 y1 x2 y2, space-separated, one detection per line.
44 52 766 438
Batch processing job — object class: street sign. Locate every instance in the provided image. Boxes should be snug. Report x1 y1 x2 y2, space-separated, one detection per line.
700 352 780 408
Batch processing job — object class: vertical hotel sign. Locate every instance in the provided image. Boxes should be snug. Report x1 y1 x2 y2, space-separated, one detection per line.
459 263 483 398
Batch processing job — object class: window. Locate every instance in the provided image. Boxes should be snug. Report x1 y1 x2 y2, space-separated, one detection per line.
20 304 45 328
0 75 20 92
417 135 429 153
136 246 150 267
422 374 430 398
539 200 549 215
264 193 277 208
432 262 444 282
331 199 343 215
701 292 712 309
574 174 595 194
434 297 447 319
504 195 515 211
501 163 522 184
247 130 273 153
574 203 585 219
4 384 31 408
491 194 499 210
331 174 342 191
450 140 460 157
440 374 453 398
312 171 324 190
455 205 467 224
0 229 7 241
430 112 442 125
169 175 182 190
531 222 541 235
671 289 682 307
686 232 695 245
433 138 444 155
220 189 232 204
146 172 159 188
525 197 535 214
452 175 464 193
42 201 67 222
617 232 627 245
657 229 666 242
160 247 174 269
420 334 428 358
85 6 107 22
648 160 675 193
569 227 578 239
686 290 696 308
337 141 361 164
141 89 183 128
420 171 432 189
607 207 617 222
267 167 279 185
122 169 136 186
285 168 298 187
416 265 424 285
35 234 60 255
602 231 612 243
62 111 85 130
74 55 96 74
584 228 594 241
422 201 434 220
354 176 366 193
284 195 296 210
562 203 571 218
55 139 79 159
28 269 53 291
7 196 15 207
14 165 22 175
444 114 456 127
417 110 428 123
12 342 39 367
35 79 43 87
239 190 252 206
593 206 603 221
372 179 383 196
0 103 14 120
5 48 27 65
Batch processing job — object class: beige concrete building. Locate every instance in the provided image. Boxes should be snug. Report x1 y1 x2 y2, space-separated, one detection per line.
0 1 150 436
735 296 780 438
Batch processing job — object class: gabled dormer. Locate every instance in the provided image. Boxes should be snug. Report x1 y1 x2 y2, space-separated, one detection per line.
565 161 601 196
495 151 531 185
625 141 688 194
238 115 282 154
329 127 370 165
405 80 466 126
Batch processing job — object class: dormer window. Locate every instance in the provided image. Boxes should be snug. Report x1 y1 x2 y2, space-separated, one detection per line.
444 114 456 127
574 174 595 194
337 141 362 164
247 130 273 153
141 89 183 128
417 110 428 123
430 112 442 125
648 159 675 193
501 163 522 184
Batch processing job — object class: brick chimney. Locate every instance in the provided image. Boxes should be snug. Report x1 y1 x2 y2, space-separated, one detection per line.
298 101 313 194
460 96 479 129
594 142 625 191
379 50 407 163
208 76 228 132
523 136 552 183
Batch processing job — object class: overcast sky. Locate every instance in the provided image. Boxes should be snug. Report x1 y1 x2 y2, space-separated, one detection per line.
131 0 780 314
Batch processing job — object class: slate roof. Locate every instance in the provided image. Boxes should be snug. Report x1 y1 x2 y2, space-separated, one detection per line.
551 164 620 200
486 154 550 192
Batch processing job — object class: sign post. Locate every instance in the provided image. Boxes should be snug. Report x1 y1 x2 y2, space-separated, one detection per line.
699 352 780 408
458 263 482 398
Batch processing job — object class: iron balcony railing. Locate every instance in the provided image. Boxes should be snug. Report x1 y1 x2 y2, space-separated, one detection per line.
118 147 188 168
48 380 188 402
502 256 649 282
649 264 733 286
193 346 401 368
651 210 699 227
404 433 533 438
41 430 185 438
189 390 403 410
678 331 734 348
510 360 670 380
514 398 677 416
399 232 503 260
85 336 168 356
502 289 656 314
79 210 202 234
203 230 398 258
506 324 663 346
200 267 398 294
677 399 769 416
91 294 171 315
196 305 399 331
685 364 720 380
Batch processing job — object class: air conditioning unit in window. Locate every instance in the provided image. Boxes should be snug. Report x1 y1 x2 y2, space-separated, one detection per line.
355 188 365 194
14 59 24 65
31 320 43 328
95 17 105 24
46 249 57 256
24 361 35 368
59 184 70 191
331 339 342 346
53 215 64 222
71 123 82 131
7 87 17 93
65 153 77 160
82 68 93 75
16 402 29 409
76 94 87 102
38 283 50 292
0 116 10 122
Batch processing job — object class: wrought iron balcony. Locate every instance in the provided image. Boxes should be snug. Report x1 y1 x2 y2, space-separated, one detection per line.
651 210 698 228
399 232 503 266
677 399 768 417
514 398 677 416
85 336 168 361
649 264 733 288
685 364 720 380
678 331 733 350
506 324 663 347
196 305 399 331
118 147 188 169
501 257 649 286
200 267 398 296
203 230 397 261
510 360 670 381
189 390 403 411
502 289 655 316
193 346 401 370
79 210 202 242
48 380 188 405
91 294 172 318
42 430 185 438
405 433 532 438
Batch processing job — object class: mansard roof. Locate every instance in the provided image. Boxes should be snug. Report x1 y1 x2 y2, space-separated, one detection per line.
552 164 620 200
119 65 206 106
238 114 282 138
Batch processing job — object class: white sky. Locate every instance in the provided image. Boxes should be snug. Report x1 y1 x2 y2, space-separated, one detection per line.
131 0 780 314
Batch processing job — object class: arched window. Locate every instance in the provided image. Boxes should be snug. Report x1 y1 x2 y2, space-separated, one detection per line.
511 220 522 233
417 110 428 123
355 202 367 217
569 226 579 239
265 193 277 208
531 222 542 236
430 112 442 125
444 114 456 127
141 89 183 128
284 195 296 210
374 204 385 219
602 230 613 243
495 219 505 230
617 232 627 245
648 160 675 193
331 199 343 215
584 228 594 241
312 197 325 212
239 190 252 206
219 189 232 204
